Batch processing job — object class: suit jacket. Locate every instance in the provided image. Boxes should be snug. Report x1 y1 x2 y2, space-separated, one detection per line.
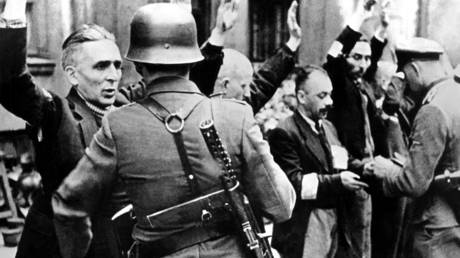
52 76 296 258
268 111 344 258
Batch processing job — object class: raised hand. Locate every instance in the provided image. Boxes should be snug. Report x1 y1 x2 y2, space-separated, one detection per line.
349 0 377 30
216 0 240 33
287 1 301 41
286 1 301 52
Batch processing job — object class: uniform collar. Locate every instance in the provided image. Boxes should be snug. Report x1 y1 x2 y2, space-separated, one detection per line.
145 76 202 96
422 77 451 105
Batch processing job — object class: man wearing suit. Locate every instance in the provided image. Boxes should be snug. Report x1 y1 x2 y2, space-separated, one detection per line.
0 0 237 257
52 4 295 258
268 65 368 258
369 38 460 258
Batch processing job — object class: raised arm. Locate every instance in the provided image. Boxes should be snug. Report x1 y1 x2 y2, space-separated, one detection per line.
191 0 240 96
324 0 376 66
0 0 58 128
245 0 301 113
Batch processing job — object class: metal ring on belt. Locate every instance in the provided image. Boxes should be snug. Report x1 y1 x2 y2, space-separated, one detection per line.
164 113 184 133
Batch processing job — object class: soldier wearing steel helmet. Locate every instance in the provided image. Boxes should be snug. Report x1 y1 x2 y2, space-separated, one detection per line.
52 3 295 258
366 37 460 257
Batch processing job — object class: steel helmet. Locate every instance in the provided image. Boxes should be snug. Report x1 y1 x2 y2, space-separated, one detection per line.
126 3 204 64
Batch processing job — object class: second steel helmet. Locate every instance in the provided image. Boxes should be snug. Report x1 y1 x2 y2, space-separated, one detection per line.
126 3 204 65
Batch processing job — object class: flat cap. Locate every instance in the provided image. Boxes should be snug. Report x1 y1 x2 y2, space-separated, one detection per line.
395 37 444 70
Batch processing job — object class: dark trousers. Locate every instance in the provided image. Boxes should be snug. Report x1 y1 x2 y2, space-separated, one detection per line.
15 206 61 258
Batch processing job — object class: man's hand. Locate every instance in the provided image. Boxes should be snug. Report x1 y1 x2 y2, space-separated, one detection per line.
340 171 369 191
286 1 301 52
380 0 391 28
208 0 240 46
348 0 377 31
216 0 240 33
372 155 401 178
1 0 27 21
375 0 391 40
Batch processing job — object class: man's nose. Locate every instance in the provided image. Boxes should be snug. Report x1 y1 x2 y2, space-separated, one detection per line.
360 58 370 69
325 95 333 106
106 64 121 81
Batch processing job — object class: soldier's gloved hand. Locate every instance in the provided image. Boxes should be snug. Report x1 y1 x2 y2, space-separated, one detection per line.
340 171 369 191
373 155 402 179
360 159 385 196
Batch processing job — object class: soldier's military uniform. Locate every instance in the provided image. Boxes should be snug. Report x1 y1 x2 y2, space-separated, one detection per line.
52 4 295 258
372 38 460 258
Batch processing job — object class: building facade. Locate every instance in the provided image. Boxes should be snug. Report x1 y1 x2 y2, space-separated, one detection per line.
0 0 458 157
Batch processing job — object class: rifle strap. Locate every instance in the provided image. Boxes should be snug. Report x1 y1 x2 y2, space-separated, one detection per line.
140 94 205 197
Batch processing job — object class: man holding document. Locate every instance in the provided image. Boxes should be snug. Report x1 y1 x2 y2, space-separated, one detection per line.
268 65 369 258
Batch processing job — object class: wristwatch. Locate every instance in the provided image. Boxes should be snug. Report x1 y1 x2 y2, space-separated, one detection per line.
0 17 26 28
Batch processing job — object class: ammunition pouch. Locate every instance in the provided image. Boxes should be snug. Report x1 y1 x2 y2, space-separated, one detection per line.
145 184 239 229
137 185 240 256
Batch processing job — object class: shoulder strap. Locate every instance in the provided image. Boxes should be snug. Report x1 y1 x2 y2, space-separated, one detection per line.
139 95 205 197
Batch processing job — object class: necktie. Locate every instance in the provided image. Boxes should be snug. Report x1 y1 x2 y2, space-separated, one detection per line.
315 121 334 171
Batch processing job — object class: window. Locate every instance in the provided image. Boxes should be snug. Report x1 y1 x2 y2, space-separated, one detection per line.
250 0 290 61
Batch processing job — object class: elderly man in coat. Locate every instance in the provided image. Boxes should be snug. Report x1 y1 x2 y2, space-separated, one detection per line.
0 0 238 257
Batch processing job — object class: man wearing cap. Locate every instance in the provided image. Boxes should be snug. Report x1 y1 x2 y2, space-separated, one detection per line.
368 37 460 257
52 3 295 258
0 0 239 257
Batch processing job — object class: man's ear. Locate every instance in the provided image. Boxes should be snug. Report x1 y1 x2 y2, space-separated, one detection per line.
64 66 79 86
222 78 230 90
296 90 305 104
409 62 421 79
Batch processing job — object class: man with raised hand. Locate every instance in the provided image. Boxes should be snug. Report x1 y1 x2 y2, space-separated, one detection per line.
0 0 239 257
52 3 295 258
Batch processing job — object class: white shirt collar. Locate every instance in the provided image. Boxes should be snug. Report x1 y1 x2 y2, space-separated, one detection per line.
298 110 321 134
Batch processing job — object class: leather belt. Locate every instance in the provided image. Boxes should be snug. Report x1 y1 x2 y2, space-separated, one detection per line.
133 225 235 257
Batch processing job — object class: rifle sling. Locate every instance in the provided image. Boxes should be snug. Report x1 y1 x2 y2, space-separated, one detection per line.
140 94 204 197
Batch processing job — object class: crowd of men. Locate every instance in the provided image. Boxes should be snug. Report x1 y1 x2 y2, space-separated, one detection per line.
1 0 460 257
